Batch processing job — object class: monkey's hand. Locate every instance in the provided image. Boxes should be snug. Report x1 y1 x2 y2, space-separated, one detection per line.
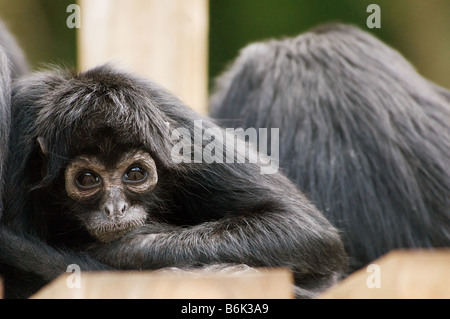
85 222 180 269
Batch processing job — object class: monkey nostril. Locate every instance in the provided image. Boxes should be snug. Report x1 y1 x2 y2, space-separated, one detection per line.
104 205 112 217
119 204 128 217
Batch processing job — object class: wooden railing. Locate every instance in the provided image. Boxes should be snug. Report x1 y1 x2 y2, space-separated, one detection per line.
1 249 445 299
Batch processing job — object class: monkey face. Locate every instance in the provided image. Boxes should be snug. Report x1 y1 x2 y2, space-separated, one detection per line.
64 149 158 243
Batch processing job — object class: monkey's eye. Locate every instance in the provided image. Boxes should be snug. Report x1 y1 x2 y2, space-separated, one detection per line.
75 171 101 190
123 166 148 183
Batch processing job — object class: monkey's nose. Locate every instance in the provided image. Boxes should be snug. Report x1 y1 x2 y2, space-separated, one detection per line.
104 202 128 219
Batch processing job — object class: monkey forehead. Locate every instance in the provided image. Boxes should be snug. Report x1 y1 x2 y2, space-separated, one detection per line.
68 149 155 170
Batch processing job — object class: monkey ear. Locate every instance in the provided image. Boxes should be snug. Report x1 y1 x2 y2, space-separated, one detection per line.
37 136 48 156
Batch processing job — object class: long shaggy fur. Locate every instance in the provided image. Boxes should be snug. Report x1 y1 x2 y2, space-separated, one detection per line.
210 23 450 272
0 64 347 298
0 48 10 215
0 19 27 217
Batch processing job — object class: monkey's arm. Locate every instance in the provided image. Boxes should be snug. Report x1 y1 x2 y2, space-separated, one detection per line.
0 226 112 283
88 200 346 288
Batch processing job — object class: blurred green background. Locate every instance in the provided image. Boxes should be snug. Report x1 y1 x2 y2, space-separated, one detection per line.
0 0 449 89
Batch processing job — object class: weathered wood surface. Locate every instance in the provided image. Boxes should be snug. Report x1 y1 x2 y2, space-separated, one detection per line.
319 249 450 299
4 249 447 299
31 268 294 299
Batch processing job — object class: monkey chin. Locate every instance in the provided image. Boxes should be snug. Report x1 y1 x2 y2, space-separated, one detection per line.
89 220 145 243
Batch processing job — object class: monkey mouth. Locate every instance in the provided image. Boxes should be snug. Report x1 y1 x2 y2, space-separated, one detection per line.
89 219 145 243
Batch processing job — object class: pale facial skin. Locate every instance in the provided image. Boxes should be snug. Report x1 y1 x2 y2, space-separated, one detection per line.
64 149 158 243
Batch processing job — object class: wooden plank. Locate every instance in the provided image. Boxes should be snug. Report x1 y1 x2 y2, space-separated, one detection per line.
319 249 450 299
77 0 209 114
31 268 294 299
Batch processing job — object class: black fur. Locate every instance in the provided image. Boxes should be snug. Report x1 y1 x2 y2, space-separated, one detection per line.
0 65 347 298
0 20 29 296
0 47 10 216
0 19 27 217
210 23 450 272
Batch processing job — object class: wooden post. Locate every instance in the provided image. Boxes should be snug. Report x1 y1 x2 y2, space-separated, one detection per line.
77 0 209 114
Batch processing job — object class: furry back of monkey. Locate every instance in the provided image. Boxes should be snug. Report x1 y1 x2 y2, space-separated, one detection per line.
210 23 450 272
